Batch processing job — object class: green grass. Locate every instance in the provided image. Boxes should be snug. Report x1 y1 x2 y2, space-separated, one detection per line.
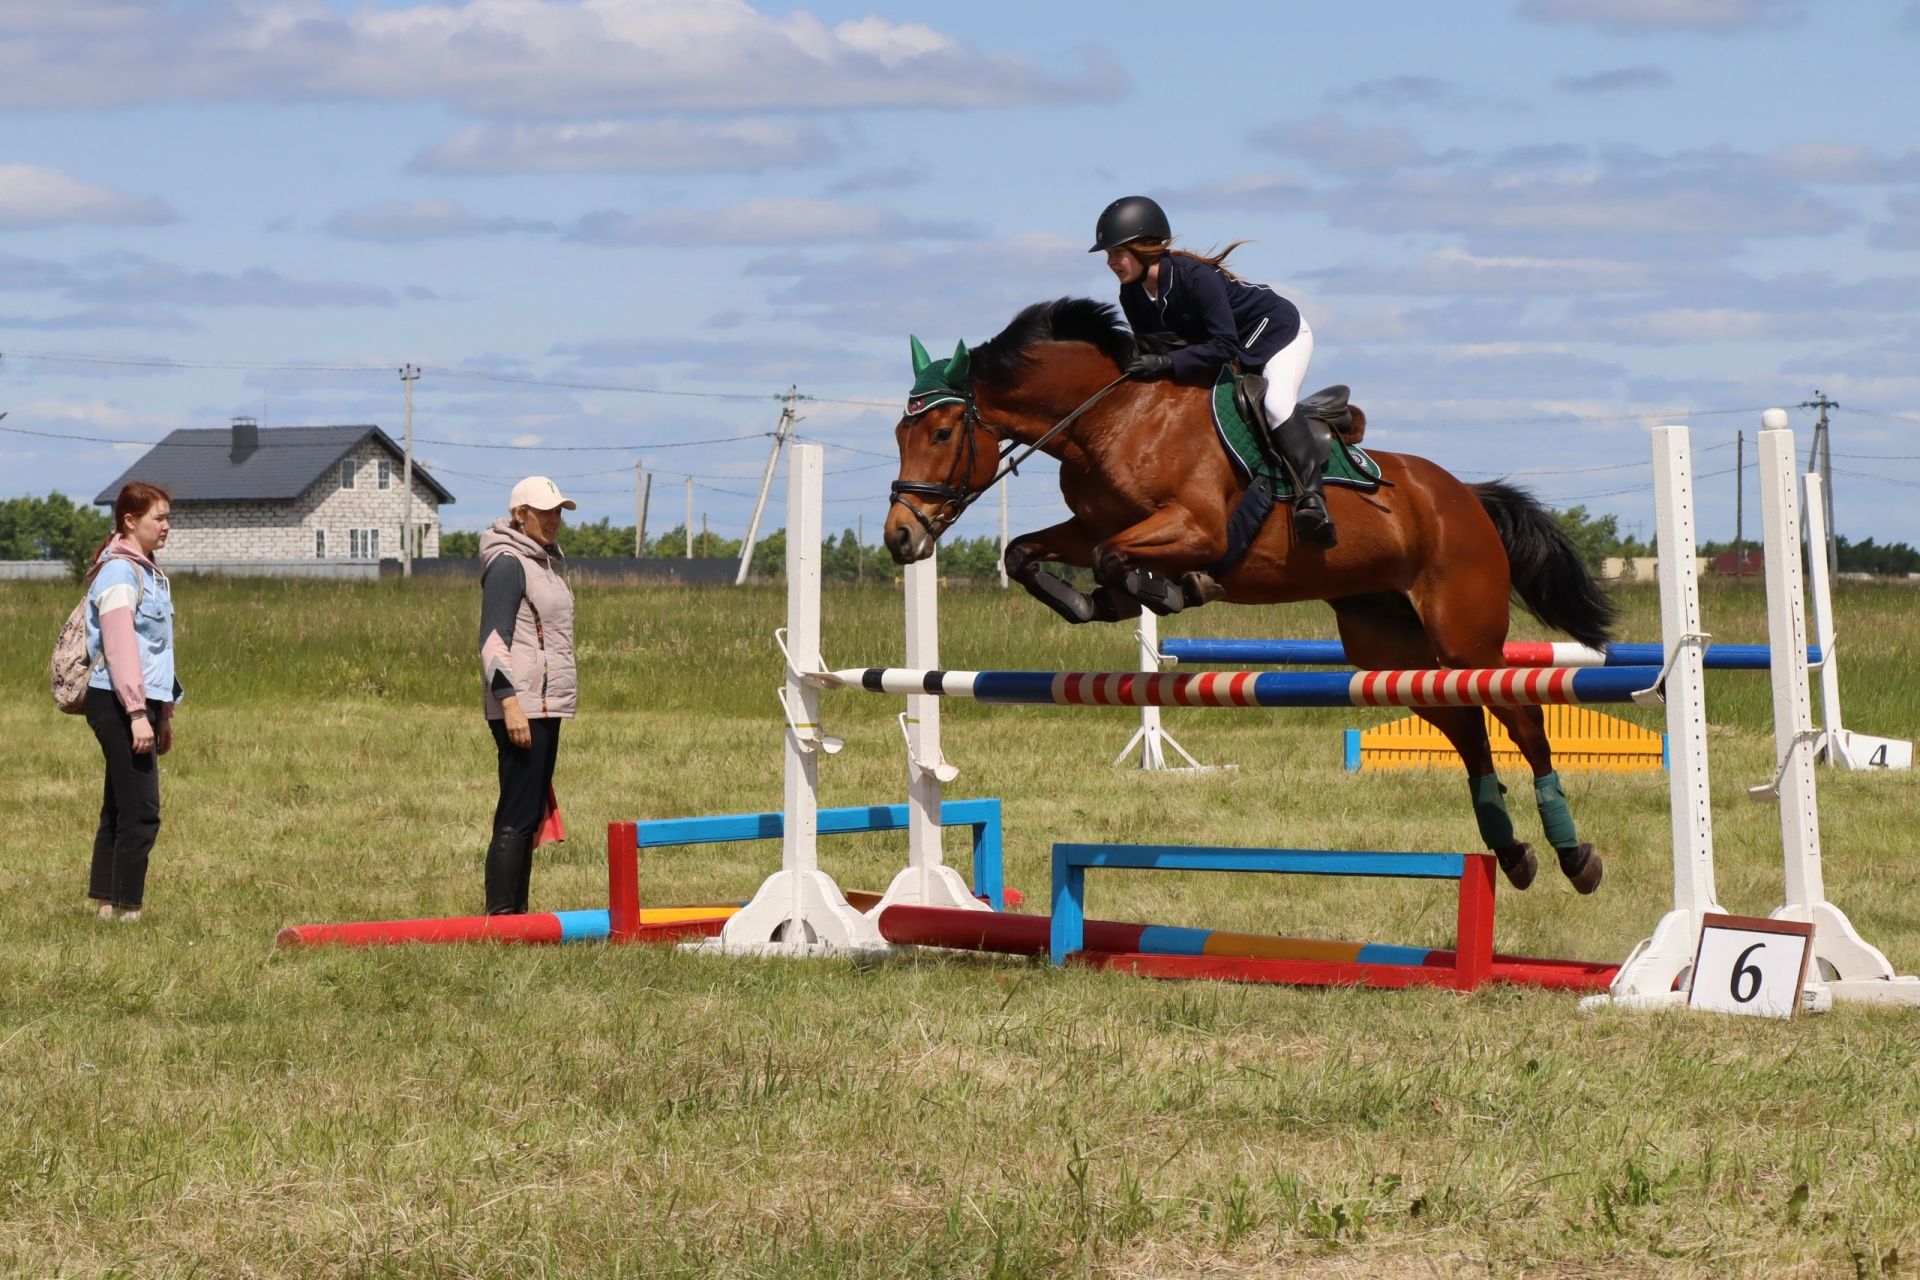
2 574 1919 1278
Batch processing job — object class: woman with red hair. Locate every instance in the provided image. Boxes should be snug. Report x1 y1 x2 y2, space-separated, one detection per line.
82 481 182 922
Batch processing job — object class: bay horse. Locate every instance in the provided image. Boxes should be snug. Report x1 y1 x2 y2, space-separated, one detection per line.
883 298 1617 895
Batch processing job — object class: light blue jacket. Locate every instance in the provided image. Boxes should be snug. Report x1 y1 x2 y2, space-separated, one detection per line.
86 556 180 704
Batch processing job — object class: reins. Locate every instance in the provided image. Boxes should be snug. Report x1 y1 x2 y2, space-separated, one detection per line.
888 373 1129 539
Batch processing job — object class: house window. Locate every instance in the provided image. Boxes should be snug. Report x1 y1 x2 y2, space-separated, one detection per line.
340 459 356 489
314 529 327 559
349 528 380 560
377 459 391 490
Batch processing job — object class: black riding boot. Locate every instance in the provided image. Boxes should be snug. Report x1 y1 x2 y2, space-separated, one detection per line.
1272 409 1338 548
515 839 536 915
484 826 531 916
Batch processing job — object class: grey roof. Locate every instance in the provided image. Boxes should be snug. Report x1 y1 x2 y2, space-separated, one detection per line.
93 424 455 507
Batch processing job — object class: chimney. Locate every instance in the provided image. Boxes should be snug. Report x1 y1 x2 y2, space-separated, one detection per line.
230 415 258 464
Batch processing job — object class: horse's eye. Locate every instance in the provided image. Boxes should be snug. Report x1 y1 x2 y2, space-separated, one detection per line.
932 427 954 443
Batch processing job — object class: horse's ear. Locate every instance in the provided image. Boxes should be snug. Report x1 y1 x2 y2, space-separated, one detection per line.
909 335 932 375
947 340 971 384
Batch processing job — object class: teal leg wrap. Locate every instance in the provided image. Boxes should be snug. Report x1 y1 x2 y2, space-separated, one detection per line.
1469 773 1516 849
1534 771 1579 850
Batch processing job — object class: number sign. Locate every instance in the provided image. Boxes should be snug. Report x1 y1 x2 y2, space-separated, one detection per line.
1688 914 1813 1018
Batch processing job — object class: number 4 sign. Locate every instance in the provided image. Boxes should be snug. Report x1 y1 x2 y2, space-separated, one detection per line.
1688 915 1814 1018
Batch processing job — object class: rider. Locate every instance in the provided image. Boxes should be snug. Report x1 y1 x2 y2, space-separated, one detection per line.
1091 195 1336 547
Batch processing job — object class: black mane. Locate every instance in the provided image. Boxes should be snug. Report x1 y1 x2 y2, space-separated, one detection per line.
970 297 1136 387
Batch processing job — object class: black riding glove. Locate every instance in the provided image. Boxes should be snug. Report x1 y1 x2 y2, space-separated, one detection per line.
1124 353 1173 380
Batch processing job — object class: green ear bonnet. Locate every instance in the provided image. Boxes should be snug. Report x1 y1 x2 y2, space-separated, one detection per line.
905 336 972 417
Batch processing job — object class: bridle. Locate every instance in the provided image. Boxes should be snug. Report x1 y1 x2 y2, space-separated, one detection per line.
887 373 1129 542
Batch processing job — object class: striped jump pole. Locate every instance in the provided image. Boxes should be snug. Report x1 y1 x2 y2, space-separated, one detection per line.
275 908 730 948
1159 637 1805 671
814 664 1664 709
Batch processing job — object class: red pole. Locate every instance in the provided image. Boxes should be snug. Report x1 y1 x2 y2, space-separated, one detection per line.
607 821 640 942
277 913 566 947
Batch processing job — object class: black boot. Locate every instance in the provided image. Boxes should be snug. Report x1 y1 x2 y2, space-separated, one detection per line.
483 826 531 916
515 839 536 915
1272 409 1338 548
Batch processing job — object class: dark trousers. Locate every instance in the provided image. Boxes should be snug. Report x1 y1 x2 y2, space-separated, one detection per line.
489 717 562 839
85 687 163 909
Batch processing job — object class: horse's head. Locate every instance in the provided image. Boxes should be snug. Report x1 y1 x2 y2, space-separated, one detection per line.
885 335 999 564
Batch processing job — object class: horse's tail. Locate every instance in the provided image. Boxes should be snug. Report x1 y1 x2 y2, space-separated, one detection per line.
1471 480 1616 650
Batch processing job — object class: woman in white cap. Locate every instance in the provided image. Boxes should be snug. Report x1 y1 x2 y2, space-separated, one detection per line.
476 476 577 915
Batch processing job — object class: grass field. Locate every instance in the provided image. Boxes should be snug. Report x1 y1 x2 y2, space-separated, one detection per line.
3 572 1919 1278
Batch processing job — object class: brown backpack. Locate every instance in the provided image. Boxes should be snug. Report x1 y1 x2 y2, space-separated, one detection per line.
50 559 145 714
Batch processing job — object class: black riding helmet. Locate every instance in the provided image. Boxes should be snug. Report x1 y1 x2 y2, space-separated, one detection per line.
1089 195 1171 253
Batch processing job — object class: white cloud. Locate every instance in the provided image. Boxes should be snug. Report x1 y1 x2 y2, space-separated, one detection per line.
1553 66 1673 93
570 197 980 246
1760 144 1920 184
1869 192 1920 251
325 198 555 242
1249 114 1434 175
414 117 835 174
1309 246 1672 295
0 1 1125 113
63 257 395 309
1517 0 1808 34
0 164 174 231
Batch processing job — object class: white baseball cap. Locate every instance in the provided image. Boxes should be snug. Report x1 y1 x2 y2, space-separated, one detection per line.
508 475 576 512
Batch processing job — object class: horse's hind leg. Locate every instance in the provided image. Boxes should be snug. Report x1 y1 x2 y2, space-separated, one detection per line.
1332 594 1538 890
1411 573 1603 895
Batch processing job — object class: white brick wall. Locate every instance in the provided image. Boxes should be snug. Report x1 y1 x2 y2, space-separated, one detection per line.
163 442 444 561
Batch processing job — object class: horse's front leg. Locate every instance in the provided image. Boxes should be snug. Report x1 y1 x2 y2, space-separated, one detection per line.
1005 519 1140 624
1089 507 1229 617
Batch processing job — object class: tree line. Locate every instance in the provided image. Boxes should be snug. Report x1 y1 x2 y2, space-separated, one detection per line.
6 492 1919 580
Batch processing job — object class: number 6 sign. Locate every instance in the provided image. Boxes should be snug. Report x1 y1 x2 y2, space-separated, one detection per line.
1688 914 1814 1018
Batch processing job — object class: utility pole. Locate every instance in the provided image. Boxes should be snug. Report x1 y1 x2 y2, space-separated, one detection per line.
1800 391 1840 579
637 470 653 556
857 514 864 583
685 476 693 559
1734 430 1745 576
633 461 645 556
399 364 420 577
736 386 798 584
701 512 709 556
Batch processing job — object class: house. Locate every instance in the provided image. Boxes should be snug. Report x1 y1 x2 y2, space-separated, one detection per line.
1712 548 1762 576
93 418 454 563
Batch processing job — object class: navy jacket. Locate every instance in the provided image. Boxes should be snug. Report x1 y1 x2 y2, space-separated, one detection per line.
1119 252 1302 382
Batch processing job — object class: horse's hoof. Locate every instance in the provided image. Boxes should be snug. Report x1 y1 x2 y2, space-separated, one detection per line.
1494 842 1537 891
1089 586 1143 623
1123 568 1185 616
1557 843 1602 895
1177 571 1226 606
1024 569 1097 624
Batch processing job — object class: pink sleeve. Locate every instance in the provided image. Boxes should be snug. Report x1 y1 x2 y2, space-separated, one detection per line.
98 607 150 716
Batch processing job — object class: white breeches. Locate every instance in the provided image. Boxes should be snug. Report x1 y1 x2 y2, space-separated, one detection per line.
1256 318 1314 425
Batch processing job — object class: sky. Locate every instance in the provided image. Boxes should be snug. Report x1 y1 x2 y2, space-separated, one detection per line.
3 0 1919 551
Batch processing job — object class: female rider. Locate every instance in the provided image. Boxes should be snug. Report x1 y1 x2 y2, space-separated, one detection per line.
1091 194 1335 547
477 475 577 915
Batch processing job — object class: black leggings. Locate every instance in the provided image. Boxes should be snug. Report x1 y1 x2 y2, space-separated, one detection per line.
489 717 562 839
85 687 163 909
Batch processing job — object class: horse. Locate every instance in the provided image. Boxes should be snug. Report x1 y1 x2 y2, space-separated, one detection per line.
882 297 1617 895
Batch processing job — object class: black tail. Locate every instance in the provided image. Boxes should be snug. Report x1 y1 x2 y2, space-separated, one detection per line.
1471 480 1616 650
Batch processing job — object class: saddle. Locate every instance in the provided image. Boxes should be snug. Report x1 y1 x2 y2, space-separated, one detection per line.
1233 375 1367 444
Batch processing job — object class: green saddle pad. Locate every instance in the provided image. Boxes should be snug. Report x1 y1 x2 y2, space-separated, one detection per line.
1211 367 1382 497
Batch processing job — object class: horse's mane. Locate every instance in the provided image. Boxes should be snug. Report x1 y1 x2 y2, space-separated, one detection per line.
969 297 1136 387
